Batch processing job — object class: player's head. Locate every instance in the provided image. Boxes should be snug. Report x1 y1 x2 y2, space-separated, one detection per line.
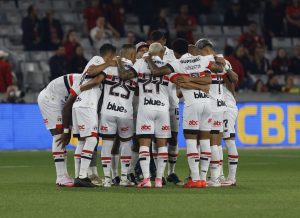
248 20 257 33
195 38 215 55
136 42 149 59
172 38 188 58
188 44 200 56
120 44 137 63
99 43 116 61
150 30 166 46
148 43 164 59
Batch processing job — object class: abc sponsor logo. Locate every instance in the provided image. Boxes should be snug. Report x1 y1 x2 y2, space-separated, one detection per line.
107 102 127 113
78 125 85 131
121 127 129 132
161 125 170 131
100 126 108 132
189 120 198 126
141 125 151 131
213 121 222 127
144 98 165 106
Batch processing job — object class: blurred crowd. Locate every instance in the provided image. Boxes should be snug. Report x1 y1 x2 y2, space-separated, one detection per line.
1 0 300 99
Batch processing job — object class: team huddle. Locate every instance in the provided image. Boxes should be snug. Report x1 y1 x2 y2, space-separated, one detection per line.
38 30 239 188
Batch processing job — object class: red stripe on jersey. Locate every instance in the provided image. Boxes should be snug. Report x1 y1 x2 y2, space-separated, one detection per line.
74 154 81 157
158 152 168 157
187 153 199 157
198 72 206 77
82 150 94 154
228 155 239 158
91 132 98 137
56 124 63 129
69 74 74 86
120 156 132 160
52 152 65 155
207 61 213 69
101 157 112 160
106 74 113 80
138 73 143 78
200 152 212 155
70 88 77 97
139 151 149 154
163 76 169 81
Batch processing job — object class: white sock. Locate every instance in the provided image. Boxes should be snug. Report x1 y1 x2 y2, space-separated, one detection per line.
120 140 132 181
88 150 99 177
157 146 168 179
79 137 98 179
139 146 150 179
168 144 178 175
111 154 120 179
128 151 139 174
186 139 200 181
152 141 158 167
210 145 220 181
74 140 84 178
218 145 224 177
63 150 68 176
225 140 238 180
101 140 114 180
199 139 211 181
52 134 65 179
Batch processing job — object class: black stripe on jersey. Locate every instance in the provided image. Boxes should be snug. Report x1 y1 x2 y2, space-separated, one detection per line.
54 159 65 162
99 133 116 138
211 80 225 84
166 63 175 73
229 162 238 165
81 156 93 160
183 129 199 135
138 78 147 83
136 134 155 139
127 66 138 77
63 75 70 94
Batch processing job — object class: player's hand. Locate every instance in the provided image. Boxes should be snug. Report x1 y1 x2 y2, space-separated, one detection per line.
199 85 210 93
177 75 192 83
56 133 71 149
215 56 226 66
144 54 152 61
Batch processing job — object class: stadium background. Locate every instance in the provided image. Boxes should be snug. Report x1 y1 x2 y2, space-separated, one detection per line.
0 0 299 150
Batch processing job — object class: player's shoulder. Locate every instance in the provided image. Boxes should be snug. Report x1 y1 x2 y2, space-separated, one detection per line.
88 56 105 65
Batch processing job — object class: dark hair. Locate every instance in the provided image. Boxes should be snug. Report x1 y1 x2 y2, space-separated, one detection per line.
27 4 35 15
172 38 188 55
99 43 116 56
150 30 165 42
224 45 234 56
122 44 136 50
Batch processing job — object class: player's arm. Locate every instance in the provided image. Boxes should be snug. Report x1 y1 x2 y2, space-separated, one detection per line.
116 57 137 80
145 55 173 76
177 82 210 93
226 69 238 84
86 60 116 76
224 75 236 97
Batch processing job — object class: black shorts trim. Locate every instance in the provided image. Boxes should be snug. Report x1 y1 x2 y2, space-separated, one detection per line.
210 130 220 134
99 133 116 139
183 129 199 135
136 134 155 139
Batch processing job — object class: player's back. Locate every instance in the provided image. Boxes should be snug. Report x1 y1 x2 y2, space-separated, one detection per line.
135 57 170 111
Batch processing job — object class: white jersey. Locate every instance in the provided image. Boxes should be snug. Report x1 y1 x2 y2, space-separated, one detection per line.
44 73 81 107
169 53 215 107
133 56 170 112
209 54 230 106
100 58 137 119
73 56 105 110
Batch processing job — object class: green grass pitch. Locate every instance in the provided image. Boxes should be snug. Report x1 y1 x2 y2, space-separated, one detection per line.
0 149 300 218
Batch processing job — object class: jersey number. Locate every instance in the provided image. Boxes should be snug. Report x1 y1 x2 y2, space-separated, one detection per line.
109 80 130 99
143 76 163 94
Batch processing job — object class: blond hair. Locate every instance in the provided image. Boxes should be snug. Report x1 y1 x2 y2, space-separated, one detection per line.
149 42 164 56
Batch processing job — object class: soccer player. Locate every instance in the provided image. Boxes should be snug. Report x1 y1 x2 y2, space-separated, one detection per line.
145 39 223 188
98 44 137 187
38 73 81 186
195 38 238 187
222 73 239 186
58 44 117 187
150 30 182 185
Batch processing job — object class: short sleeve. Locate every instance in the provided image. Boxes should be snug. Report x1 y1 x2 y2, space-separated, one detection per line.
132 59 142 73
200 55 215 69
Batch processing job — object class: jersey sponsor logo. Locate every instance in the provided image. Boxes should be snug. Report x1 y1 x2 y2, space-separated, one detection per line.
78 125 85 131
161 125 170 131
189 120 198 126
100 126 108 132
217 99 226 107
141 124 151 131
144 97 165 106
107 102 127 113
120 127 129 132
194 91 209 99
213 121 222 127
180 57 200 64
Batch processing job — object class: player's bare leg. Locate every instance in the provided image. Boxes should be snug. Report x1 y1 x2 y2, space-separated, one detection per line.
111 137 120 185
101 137 115 187
88 147 102 187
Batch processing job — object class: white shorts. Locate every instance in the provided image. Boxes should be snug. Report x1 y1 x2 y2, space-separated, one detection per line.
72 107 98 138
37 89 62 130
183 103 212 133
169 107 179 133
223 106 238 138
211 111 225 132
136 109 171 138
210 98 226 112
99 114 134 139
